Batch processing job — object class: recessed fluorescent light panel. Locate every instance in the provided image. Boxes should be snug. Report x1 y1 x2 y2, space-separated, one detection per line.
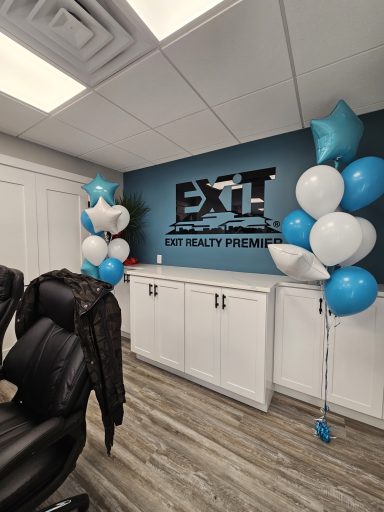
127 0 224 40
0 32 86 113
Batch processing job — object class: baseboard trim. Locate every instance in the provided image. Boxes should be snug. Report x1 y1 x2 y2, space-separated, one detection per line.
273 384 384 430
136 354 270 412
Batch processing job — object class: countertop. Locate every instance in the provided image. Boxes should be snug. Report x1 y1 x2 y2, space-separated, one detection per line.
124 264 384 297
124 264 293 293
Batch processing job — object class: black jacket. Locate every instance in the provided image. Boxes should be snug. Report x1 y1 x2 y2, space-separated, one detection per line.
15 269 125 454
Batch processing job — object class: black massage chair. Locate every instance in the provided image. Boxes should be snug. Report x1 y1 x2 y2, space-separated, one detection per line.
0 269 91 512
0 265 24 365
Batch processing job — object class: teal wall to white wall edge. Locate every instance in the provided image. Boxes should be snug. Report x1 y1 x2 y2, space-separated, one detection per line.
123 110 384 282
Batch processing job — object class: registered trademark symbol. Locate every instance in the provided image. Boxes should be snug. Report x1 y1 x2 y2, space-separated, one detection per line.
273 221 280 228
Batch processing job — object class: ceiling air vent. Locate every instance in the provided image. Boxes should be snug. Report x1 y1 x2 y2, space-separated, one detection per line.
0 0 156 86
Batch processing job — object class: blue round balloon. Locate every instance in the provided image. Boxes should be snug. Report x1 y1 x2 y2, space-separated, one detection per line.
282 209 315 250
99 257 124 286
325 266 378 317
81 211 103 236
81 259 99 280
341 156 384 211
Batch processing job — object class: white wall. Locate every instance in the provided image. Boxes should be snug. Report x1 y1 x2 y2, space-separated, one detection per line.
0 131 123 191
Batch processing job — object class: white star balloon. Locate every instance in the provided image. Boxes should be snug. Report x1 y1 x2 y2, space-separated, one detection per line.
85 197 122 233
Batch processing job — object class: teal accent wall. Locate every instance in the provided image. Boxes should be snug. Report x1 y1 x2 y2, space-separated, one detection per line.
123 109 384 282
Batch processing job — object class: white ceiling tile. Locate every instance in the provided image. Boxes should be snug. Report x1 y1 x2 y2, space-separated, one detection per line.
21 118 105 156
0 93 46 136
55 92 147 143
298 46 384 123
238 123 302 143
214 80 302 141
151 153 190 165
156 110 237 153
163 0 292 106
190 140 240 156
81 144 151 171
284 0 384 75
116 130 190 161
96 50 206 127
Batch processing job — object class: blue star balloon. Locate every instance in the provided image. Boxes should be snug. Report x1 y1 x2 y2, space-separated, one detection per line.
311 100 364 166
82 173 119 207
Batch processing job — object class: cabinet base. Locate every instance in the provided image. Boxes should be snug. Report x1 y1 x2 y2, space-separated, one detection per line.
136 355 272 412
274 384 384 430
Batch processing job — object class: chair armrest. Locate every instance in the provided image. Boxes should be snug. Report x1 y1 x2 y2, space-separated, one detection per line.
0 416 64 480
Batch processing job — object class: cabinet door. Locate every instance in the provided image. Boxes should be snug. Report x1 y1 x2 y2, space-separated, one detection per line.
154 279 184 371
328 298 384 418
130 277 155 358
274 287 324 398
0 164 39 283
36 174 87 274
114 276 131 335
185 284 221 384
220 288 267 402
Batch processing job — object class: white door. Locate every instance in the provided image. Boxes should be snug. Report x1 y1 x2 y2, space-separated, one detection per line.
154 279 184 371
114 276 131 335
185 284 221 384
327 298 384 418
130 276 155 359
274 286 324 398
0 165 39 283
36 174 87 274
220 288 267 402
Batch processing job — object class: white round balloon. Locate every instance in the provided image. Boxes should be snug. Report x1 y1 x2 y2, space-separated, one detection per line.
309 212 362 266
296 165 344 219
108 238 130 262
268 244 330 281
340 217 377 266
111 206 130 234
82 235 108 266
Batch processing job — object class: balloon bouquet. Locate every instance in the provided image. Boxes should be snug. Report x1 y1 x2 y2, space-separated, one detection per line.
269 100 384 443
80 173 130 286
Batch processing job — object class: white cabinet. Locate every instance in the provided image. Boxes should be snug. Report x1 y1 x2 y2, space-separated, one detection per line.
131 276 184 371
36 174 87 274
274 286 324 398
185 284 221 384
221 288 267 402
114 276 131 334
275 285 384 420
327 298 384 418
0 165 39 283
185 284 269 402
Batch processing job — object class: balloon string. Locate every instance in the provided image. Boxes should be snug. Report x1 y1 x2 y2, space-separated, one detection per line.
334 159 340 170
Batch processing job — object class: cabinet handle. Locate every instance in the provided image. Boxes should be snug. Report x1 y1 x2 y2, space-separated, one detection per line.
123 274 130 283
154 284 158 297
222 294 226 309
215 293 219 308
149 284 153 296
319 298 323 314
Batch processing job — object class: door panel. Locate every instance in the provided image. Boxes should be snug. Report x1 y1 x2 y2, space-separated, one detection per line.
274 287 324 398
185 284 221 384
328 299 384 418
221 288 266 402
155 279 184 371
36 174 87 274
0 165 39 283
130 277 155 358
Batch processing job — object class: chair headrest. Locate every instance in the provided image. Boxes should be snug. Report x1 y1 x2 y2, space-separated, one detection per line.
38 280 75 332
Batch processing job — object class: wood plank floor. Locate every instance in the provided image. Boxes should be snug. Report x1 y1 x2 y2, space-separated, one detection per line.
1 339 384 512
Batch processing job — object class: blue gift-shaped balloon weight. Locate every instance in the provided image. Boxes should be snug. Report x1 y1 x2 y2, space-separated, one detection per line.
311 100 364 165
